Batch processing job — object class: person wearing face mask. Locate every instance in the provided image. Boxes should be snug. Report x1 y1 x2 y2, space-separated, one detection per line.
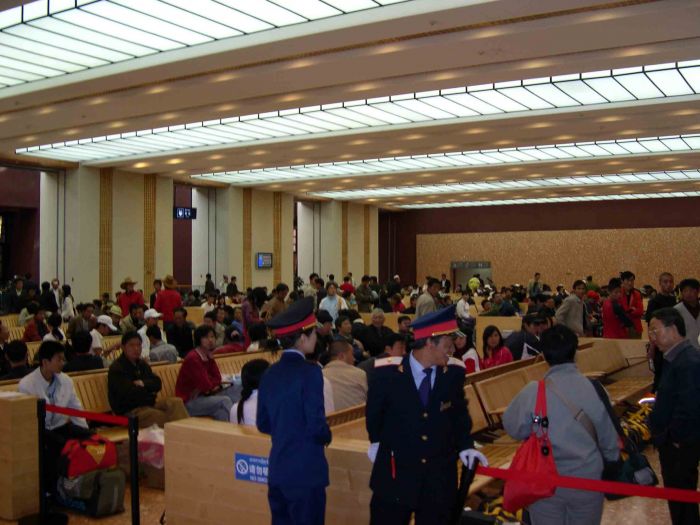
365 306 488 524
602 278 634 339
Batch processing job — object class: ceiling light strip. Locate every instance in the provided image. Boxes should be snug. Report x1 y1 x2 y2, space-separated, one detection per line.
17 60 700 162
397 191 700 209
310 170 700 199
188 134 700 185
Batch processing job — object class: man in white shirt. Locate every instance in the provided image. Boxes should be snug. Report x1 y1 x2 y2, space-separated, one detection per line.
90 315 120 364
139 309 166 360
456 290 473 322
50 279 62 311
19 341 93 486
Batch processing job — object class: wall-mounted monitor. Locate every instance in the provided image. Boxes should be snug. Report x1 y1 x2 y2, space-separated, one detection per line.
256 252 273 269
173 207 197 220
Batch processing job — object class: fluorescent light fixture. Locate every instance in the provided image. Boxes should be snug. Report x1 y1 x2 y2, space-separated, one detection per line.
0 0 410 88
16 60 700 162
189 134 700 185
398 191 700 209
309 170 700 199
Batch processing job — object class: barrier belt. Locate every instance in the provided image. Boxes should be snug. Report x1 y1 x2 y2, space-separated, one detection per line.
476 466 700 504
46 404 129 427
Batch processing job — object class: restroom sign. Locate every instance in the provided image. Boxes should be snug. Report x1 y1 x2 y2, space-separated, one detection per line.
234 453 269 484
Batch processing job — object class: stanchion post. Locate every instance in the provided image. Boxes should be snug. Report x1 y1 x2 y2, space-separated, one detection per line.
36 399 47 520
128 415 140 525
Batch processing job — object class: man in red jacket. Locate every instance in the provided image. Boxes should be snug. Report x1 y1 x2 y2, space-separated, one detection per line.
175 325 240 421
117 277 145 317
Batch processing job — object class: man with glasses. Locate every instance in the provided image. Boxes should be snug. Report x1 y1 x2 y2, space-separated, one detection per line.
645 273 677 391
649 308 700 525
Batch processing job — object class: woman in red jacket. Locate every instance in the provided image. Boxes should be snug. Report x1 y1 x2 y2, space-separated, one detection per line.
619 271 644 338
154 275 182 326
602 278 634 339
480 325 513 369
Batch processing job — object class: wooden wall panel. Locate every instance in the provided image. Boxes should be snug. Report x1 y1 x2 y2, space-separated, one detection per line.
98 168 113 294
143 174 156 288
342 201 349 277
363 205 370 276
243 188 252 289
417 227 700 289
273 192 282 284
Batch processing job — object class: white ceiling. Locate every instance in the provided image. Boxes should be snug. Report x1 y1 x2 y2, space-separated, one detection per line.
2 0 700 209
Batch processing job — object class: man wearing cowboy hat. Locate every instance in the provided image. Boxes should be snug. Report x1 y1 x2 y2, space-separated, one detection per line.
117 277 145 317
154 275 183 327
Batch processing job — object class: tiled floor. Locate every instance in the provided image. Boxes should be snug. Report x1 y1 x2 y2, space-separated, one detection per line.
0 450 683 524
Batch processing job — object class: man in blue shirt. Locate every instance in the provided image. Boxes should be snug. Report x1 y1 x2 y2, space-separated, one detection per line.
258 297 332 525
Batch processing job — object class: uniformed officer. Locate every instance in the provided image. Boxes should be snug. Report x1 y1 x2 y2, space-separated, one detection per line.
257 296 332 525
366 305 488 524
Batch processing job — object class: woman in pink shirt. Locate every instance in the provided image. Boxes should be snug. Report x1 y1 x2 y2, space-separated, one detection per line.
480 325 513 369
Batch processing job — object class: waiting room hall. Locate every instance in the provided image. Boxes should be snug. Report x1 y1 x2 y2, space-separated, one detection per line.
1 1 700 524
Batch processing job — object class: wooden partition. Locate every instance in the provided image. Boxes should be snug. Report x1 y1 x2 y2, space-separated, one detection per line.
474 316 523 353
184 307 205 326
0 393 39 520
165 419 372 525
0 314 19 328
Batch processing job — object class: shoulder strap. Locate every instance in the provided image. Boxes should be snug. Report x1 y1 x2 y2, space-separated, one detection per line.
545 379 598 445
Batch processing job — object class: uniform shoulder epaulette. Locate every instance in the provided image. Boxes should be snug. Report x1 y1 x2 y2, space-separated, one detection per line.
447 356 466 369
374 356 403 368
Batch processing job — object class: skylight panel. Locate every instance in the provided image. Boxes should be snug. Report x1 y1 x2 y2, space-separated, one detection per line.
394 99 453 119
443 93 503 114
582 77 635 102
271 0 342 20
495 86 553 109
218 0 307 25
646 69 693 96
468 90 528 112
556 80 608 104
523 83 580 107
419 96 479 117
616 73 664 99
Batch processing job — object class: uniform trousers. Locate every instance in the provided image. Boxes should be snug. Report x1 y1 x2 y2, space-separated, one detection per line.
528 487 604 525
268 485 325 525
659 442 700 525
129 397 188 428
370 492 450 525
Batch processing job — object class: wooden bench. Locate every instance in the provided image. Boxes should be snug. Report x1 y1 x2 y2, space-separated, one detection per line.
0 350 283 441
0 314 19 328
8 326 24 342
184 307 205 326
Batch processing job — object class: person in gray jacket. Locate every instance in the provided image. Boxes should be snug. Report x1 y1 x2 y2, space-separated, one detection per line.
554 279 589 336
503 325 619 525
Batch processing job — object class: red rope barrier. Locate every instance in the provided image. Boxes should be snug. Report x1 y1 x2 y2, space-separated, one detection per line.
477 466 700 504
46 404 129 427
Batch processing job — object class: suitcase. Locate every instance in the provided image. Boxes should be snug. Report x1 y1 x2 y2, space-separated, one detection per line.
57 468 126 517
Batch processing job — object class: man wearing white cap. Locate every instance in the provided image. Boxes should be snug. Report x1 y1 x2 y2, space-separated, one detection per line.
138 309 168 360
90 315 120 366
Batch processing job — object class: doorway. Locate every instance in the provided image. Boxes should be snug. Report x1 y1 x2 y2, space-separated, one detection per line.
451 261 492 290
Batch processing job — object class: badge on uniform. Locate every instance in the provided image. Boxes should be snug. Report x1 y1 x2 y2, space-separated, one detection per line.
440 401 452 412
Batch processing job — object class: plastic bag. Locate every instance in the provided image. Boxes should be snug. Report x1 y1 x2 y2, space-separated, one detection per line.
138 424 165 469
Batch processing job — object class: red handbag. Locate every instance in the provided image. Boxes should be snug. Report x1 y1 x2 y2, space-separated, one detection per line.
503 380 558 512
59 435 118 479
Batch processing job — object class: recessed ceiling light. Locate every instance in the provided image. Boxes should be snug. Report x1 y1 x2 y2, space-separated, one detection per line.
133 162 149 169
166 158 183 165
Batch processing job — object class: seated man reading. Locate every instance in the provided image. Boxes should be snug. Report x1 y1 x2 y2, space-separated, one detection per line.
108 331 188 428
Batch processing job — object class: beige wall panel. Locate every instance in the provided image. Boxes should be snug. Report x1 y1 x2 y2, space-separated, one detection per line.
417 227 700 288
280 193 295 287
320 200 342 279
347 203 365 281
112 171 145 294
64 166 100 302
155 176 174 280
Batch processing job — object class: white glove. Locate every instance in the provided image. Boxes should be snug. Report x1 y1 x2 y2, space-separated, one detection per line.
459 449 488 469
368 442 380 463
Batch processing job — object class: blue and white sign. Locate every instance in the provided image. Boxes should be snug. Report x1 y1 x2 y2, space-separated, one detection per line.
234 453 269 484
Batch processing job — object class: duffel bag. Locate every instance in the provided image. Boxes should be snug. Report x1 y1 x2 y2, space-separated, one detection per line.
59 435 117 479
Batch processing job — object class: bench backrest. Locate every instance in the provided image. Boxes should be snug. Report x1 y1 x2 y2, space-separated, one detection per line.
465 384 489 434
8 326 24 342
467 356 540 385
326 404 366 427
359 313 415 333
184 307 205 326
474 368 529 421
0 314 19 328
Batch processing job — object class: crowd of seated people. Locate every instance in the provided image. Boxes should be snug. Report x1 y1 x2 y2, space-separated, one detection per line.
2 269 699 418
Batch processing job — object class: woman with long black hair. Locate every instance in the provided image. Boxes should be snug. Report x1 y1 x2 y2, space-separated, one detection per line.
230 358 270 425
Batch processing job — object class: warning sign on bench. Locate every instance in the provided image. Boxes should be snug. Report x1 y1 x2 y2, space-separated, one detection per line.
234 453 269 484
